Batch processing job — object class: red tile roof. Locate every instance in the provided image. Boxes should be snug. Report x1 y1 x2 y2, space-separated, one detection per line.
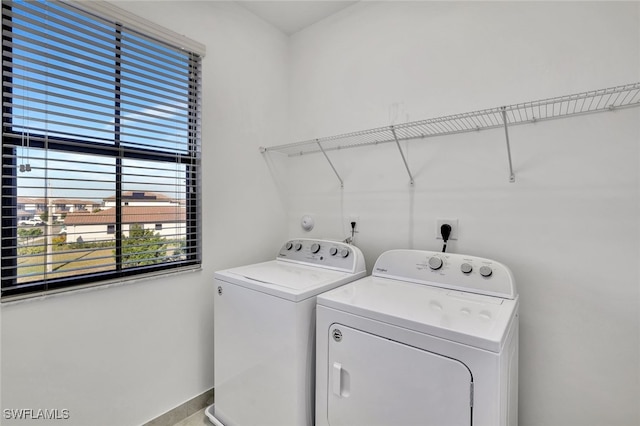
64 206 186 225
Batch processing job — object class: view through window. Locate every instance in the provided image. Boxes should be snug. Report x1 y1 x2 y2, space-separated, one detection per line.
1 0 202 297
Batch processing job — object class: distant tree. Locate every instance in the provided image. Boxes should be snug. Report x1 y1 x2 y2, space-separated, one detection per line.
121 224 168 268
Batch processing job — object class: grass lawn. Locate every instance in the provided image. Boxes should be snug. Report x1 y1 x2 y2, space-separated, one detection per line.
16 238 186 283
17 247 116 283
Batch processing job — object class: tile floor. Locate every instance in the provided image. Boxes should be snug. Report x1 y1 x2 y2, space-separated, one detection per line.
172 408 209 426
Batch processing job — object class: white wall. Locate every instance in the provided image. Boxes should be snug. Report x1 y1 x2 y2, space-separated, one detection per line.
284 2 640 426
0 2 289 425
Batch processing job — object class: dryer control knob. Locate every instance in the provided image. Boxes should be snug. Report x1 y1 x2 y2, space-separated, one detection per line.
294 243 302 251
330 247 338 256
285 242 293 250
311 243 321 254
428 257 443 270
340 249 350 258
461 263 473 274
479 265 493 277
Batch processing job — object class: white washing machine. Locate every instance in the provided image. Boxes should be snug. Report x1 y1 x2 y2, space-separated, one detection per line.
207 239 366 426
316 249 519 426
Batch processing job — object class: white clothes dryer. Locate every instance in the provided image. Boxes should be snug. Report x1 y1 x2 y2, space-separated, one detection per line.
207 239 366 426
316 249 519 426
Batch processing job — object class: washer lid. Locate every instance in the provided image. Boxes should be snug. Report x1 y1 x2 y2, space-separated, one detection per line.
215 261 366 302
317 276 519 352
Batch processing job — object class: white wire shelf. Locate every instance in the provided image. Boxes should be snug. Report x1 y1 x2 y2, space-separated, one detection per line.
260 82 640 185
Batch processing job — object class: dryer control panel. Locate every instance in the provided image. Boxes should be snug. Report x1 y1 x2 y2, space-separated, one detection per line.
277 239 365 274
372 250 516 299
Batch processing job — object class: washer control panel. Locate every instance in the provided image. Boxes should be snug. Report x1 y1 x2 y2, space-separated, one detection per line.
277 239 365 273
373 249 516 299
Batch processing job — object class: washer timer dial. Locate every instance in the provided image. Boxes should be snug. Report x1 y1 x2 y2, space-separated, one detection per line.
428 257 443 270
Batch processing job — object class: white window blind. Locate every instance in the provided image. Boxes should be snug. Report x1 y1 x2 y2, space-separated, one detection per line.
2 0 202 298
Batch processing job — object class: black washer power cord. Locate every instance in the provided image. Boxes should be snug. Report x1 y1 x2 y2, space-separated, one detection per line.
440 224 452 252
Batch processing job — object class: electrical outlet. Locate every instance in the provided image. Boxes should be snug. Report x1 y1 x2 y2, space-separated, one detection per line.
436 219 458 240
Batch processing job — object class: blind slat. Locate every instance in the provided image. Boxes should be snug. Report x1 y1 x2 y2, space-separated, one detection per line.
5 80 193 119
4 4 195 71
4 23 193 83
58 0 206 57
6 99 191 131
4 60 198 107
3 41 197 99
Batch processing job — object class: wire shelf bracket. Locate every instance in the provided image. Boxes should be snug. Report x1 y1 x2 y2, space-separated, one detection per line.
391 126 415 185
316 139 344 188
501 107 516 183
260 82 640 185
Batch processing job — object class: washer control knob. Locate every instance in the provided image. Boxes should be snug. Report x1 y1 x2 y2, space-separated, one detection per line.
479 265 493 277
311 243 321 254
330 247 338 256
340 249 350 258
285 242 293 250
294 243 302 251
428 257 443 270
460 263 473 274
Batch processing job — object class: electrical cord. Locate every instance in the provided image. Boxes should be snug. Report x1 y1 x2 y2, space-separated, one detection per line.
348 221 357 245
440 224 452 252
343 221 358 245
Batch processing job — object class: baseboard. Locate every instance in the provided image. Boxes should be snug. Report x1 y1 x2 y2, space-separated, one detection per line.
142 388 214 426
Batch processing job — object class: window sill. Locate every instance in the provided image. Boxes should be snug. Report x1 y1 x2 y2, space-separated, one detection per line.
0 265 202 305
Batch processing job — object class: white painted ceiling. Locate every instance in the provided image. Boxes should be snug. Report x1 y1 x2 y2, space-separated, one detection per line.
237 1 358 35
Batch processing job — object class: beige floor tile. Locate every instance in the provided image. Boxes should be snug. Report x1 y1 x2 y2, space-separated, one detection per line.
172 408 209 426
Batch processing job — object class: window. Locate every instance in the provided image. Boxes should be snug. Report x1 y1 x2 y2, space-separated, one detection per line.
2 0 203 298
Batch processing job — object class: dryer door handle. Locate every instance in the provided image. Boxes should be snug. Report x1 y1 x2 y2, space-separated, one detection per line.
332 362 343 396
